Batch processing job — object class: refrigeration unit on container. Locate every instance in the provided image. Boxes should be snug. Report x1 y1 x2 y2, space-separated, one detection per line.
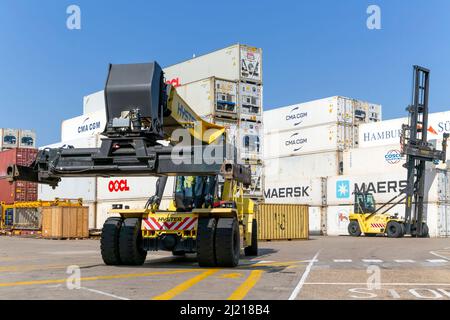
0 148 38 204
263 178 326 206
263 96 382 135
0 128 19 150
163 44 263 86
264 151 343 181
61 110 107 141
83 90 105 115
175 77 239 119
18 129 36 148
343 144 406 176
238 120 263 162
264 123 357 159
239 82 262 122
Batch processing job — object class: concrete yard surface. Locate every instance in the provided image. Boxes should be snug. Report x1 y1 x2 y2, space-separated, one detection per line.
0 236 449 300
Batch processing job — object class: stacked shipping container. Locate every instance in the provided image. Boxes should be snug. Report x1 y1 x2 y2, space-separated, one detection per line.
263 96 382 234
0 148 38 203
263 103 450 237
164 44 264 197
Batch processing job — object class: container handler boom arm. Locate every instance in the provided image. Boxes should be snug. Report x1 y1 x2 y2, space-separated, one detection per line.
6 62 250 188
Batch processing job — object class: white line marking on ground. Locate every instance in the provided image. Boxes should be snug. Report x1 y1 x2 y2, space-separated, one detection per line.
80 287 130 300
426 259 448 263
362 259 383 263
305 282 450 286
430 251 450 261
256 261 275 264
334 259 352 263
288 251 320 301
394 260 415 263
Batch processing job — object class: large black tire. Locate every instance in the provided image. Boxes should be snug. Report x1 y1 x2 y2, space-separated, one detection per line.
197 217 217 267
244 219 258 256
348 221 362 237
100 217 123 265
215 218 240 267
418 223 429 238
386 221 403 238
119 218 147 266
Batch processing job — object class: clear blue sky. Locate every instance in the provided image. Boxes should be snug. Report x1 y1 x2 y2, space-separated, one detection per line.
1 0 450 146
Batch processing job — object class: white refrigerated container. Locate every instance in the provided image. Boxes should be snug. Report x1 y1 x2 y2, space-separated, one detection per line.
343 144 406 175
264 151 342 181
327 169 450 206
38 177 97 202
40 134 102 149
61 110 107 141
263 178 326 206
263 96 381 135
163 44 262 85
264 123 357 159
175 77 239 119
358 111 450 148
96 176 175 201
83 90 105 115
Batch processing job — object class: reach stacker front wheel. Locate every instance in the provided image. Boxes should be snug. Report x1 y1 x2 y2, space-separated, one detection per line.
348 221 362 237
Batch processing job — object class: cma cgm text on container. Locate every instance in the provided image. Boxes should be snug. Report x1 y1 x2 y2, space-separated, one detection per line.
61 110 107 141
264 123 357 158
263 96 381 135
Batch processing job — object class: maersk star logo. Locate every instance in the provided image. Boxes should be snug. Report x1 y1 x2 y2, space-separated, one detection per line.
336 180 350 199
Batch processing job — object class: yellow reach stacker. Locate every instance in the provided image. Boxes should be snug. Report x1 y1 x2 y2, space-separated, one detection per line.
7 61 258 267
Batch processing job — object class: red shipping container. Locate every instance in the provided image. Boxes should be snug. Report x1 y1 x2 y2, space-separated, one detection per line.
0 148 38 204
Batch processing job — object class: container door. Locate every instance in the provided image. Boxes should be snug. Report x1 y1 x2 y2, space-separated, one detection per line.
240 46 262 83
438 204 450 237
